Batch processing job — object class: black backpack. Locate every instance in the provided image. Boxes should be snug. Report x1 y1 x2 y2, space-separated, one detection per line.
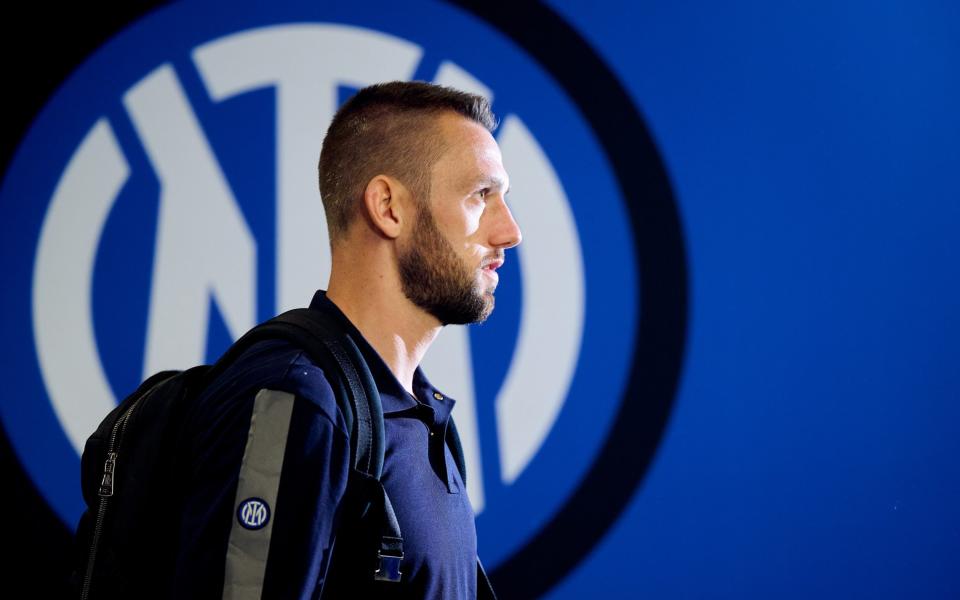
72 307 496 599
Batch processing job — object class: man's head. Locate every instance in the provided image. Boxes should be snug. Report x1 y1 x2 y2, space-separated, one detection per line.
318 81 521 324
318 81 496 240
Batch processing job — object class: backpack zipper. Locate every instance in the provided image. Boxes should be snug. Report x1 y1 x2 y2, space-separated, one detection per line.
79 386 152 600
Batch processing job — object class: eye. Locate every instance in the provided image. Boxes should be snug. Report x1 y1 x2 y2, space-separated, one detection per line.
477 188 490 200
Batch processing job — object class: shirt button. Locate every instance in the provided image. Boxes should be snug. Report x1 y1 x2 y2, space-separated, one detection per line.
433 392 444 400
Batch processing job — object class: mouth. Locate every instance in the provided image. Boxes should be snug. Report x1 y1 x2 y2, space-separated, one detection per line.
480 258 502 286
480 251 505 272
481 257 504 272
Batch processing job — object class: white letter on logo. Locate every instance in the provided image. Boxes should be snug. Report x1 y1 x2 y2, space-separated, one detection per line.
193 24 423 313
495 115 586 484
33 120 131 454
425 63 586 504
125 64 257 375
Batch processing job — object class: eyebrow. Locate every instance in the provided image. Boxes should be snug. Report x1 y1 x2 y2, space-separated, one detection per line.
475 175 509 194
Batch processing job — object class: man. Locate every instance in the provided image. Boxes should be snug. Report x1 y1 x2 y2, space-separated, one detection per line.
173 81 521 598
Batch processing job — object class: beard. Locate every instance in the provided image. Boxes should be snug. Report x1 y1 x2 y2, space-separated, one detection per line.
397 206 496 325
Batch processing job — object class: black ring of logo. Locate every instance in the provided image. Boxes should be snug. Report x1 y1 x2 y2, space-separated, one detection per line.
448 2 689 597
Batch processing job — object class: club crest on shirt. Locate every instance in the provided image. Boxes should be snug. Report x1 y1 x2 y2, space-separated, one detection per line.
237 498 271 530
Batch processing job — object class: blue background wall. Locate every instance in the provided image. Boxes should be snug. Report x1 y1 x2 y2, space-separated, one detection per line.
1 1 958 597
545 1 960 597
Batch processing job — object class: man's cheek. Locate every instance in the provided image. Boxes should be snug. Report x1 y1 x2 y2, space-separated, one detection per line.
463 211 485 238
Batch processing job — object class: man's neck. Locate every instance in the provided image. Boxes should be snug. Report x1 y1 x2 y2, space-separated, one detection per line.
326 267 441 397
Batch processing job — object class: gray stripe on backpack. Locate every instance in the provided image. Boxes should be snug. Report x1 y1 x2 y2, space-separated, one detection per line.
222 388 296 600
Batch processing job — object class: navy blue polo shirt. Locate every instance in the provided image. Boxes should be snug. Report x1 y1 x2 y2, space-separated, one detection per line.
173 291 477 599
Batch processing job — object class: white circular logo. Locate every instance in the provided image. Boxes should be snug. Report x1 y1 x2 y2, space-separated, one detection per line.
31 23 590 519
1 3 656 583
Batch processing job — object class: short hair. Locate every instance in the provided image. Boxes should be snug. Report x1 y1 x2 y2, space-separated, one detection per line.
318 81 496 242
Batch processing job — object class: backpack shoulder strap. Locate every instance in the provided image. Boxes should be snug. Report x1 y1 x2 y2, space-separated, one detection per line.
222 307 491 590
232 307 404 584
267 309 384 479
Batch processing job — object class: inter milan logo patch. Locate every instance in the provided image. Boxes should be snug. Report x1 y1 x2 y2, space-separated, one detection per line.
237 497 270 530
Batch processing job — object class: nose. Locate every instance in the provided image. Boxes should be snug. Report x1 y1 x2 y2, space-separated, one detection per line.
489 197 522 250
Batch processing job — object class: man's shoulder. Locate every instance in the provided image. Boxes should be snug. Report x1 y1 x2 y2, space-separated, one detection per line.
199 338 348 434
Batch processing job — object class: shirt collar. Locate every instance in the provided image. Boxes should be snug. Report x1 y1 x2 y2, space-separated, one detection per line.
308 290 455 416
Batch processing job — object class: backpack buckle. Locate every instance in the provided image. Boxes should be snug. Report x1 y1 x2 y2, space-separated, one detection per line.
374 550 403 582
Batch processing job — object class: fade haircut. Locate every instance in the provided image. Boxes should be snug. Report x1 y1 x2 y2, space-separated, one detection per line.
318 81 496 242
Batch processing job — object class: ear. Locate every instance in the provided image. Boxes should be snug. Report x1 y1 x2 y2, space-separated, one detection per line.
361 175 407 239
